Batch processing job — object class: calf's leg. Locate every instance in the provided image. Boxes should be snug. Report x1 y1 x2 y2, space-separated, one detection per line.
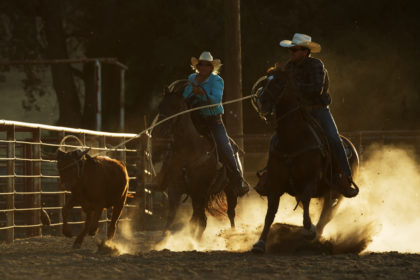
62 196 75 238
108 200 125 241
73 210 94 249
88 207 104 236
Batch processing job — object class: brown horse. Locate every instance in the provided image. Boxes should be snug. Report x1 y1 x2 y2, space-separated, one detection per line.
250 69 359 253
152 80 238 239
56 149 129 249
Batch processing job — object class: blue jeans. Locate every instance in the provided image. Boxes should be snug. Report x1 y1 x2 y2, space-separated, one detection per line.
205 117 242 185
311 107 352 178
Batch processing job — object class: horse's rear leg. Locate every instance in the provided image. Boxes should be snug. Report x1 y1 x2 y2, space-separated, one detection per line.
107 199 125 241
251 193 280 253
225 189 237 228
316 191 343 236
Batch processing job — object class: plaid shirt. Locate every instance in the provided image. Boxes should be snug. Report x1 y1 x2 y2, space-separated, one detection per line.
285 57 331 106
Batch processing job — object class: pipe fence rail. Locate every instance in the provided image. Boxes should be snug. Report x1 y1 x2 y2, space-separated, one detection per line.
1 118 419 244
0 120 154 243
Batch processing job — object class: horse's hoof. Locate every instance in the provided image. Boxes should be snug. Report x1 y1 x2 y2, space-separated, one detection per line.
72 242 82 249
301 224 317 240
251 240 266 254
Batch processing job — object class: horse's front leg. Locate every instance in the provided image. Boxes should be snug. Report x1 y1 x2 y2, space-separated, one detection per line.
190 195 207 240
164 186 182 233
302 199 316 240
62 195 76 238
316 191 343 237
251 193 280 253
225 188 237 228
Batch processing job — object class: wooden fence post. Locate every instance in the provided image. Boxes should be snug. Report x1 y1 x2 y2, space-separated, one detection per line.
137 133 147 230
32 128 41 237
57 131 65 235
6 125 15 243
98 135 108 236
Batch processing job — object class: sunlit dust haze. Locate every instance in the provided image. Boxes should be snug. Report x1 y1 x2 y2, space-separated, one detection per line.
97 221 136 256
324 144 420 253
154 144 420 253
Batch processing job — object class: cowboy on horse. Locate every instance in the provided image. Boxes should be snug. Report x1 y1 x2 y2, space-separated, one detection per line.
155 51 249 198
254 33 359 198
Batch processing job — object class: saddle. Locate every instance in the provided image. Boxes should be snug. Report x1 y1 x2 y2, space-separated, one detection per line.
268 108 353 195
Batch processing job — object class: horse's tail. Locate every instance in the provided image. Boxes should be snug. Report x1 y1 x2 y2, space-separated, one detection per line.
206 192 227 217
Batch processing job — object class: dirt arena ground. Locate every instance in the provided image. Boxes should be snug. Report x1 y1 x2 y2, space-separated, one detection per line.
2 146 420 279
1 231 420 280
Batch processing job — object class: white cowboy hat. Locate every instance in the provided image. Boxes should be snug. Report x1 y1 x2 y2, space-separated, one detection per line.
279 33 321 53
191 51 222 74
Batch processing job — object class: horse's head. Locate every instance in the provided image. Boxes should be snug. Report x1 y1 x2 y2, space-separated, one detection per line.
56 148 90 188
251 69 290 121
153 79 190 137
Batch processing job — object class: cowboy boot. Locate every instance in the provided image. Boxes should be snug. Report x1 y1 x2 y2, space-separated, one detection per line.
232 176 249 197
335 173 359 198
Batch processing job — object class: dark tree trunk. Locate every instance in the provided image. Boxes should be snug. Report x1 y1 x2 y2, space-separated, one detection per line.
102 64 121 132
224 0 243 150
81 63 96 130
39 0 82 128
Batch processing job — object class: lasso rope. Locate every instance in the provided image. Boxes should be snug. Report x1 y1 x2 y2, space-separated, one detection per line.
63 93 256 157
109 93 256 151
58 135 85 151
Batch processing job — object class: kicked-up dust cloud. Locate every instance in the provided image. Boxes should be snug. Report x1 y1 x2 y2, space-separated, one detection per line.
153 144 420 254
324 144 420 253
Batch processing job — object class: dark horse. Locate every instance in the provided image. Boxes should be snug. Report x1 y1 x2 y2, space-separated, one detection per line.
250 69 360 253
57 148 129 248
153 80 238 239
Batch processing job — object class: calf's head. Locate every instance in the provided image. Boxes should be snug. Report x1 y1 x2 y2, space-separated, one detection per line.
56 149 90 188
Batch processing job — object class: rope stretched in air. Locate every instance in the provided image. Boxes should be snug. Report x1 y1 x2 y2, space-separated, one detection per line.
108 93 256 151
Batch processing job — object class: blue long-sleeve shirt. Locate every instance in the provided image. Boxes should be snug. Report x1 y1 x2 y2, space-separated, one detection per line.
182 73 224 116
